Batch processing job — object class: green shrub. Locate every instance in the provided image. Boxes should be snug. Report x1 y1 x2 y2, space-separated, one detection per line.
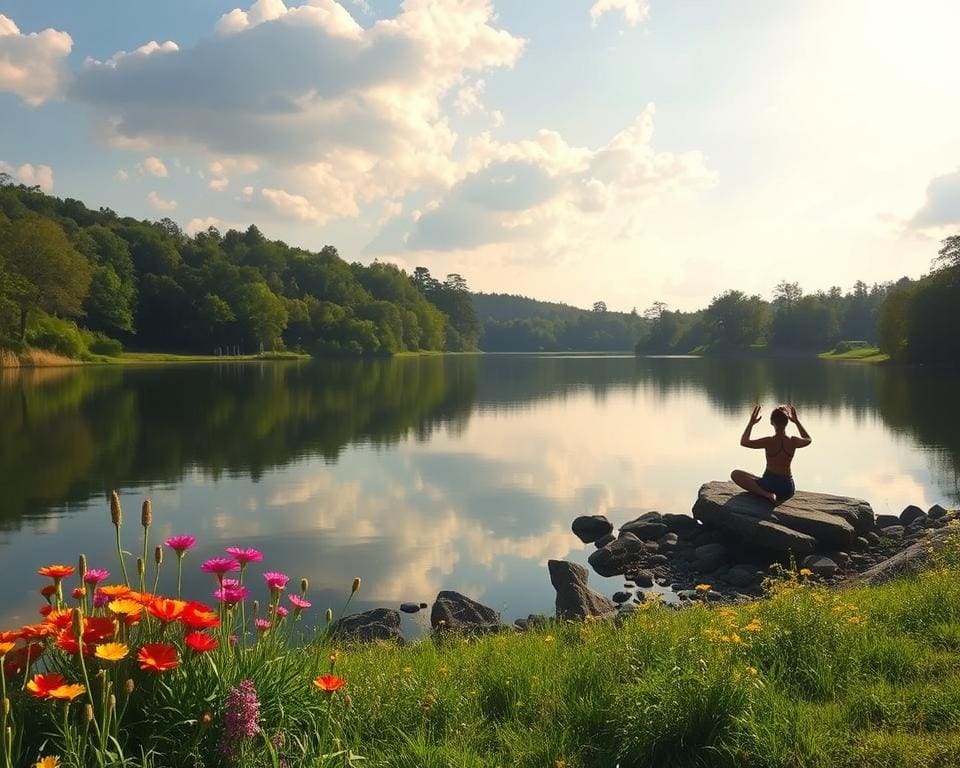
25 313 86 357
86 330 123 356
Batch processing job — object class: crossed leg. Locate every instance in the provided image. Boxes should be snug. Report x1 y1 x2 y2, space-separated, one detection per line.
731 469 777 504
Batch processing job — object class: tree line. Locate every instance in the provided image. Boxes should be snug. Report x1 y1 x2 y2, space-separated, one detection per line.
0 178 480 357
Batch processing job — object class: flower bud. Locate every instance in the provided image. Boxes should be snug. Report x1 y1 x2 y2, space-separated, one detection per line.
154 545 163 565
72 587 86 601
78 553 87 580
110 491 122 527
252 600 260 616
300 578 309 595
2 697 10 717
71 608 83 637
125 679 135 695
343 693 352 709
201 711 212 728
141 499 152 529
137 558 145 577
351 577 361 595
85 704 94 723
325 608 333 624
109 694 116 712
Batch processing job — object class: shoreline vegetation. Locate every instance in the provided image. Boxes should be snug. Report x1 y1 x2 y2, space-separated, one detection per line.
4 494 960 767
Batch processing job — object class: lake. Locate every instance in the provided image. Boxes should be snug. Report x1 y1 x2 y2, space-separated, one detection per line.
1 355 958 632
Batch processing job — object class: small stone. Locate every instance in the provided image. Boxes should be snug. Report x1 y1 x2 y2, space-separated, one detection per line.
900 505 927 526
676 590 697 601
827 551 850 568
619 516 669 541
514 618 528 630
618 602 638 614
646 554 669 566
928 504 948 520
705 590 724 602
400 602 421 614
612 591 632 604
854 536 870 550
801 555 839 578
657 532 679 550
634 570 654 588
419 602 428 609
572 515 614 544
595 533 616 548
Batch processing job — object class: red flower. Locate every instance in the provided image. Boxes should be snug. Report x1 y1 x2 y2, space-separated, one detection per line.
26 673 67 698
56 631 92 657
40 584 57 599
147 598 187 623
137 643 179 673
184 632 218 653
38 565 75 581
44 609 74 630
313 675 346 692
180 603 220 630
83 617 117 643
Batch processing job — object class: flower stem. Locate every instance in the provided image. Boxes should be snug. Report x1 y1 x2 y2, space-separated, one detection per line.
115 525 129 587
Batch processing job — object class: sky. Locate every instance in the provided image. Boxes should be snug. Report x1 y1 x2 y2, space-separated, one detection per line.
1 0 959 312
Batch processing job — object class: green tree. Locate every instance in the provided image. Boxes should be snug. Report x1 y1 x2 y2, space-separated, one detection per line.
0 217 92 341
236 283 288 350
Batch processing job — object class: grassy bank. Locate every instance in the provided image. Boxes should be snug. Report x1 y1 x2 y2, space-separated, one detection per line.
103 351 309 365
819 346 889 363
7 523 960 768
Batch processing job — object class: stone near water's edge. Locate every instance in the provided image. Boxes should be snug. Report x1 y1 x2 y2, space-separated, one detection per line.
571 514 613 544
662 513 701 535
928 504 948 520
334 608 403 643
548 559 617 620
594 533 616 548
876 514 901 529
399 602 421 614
588 536 646 577
692 481 867 554
430 591 501 634
619 517 669 541
900 505 926 525
852 527 956 585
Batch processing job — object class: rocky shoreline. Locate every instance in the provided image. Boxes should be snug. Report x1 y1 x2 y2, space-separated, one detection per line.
332 482 958 642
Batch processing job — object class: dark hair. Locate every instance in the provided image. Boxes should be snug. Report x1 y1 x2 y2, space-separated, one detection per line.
771 406 790 428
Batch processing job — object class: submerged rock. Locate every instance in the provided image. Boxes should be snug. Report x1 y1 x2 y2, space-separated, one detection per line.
572 515 614 544
399 602 421 614
431 591 501 634
334 608 402 643
548 560 617 620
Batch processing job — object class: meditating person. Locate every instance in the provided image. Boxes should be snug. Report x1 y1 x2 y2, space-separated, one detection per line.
731 404 812 504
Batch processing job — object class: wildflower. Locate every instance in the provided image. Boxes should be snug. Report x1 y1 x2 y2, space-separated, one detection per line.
40 585 57 600
99 585 132 599
201 557 241 577
95 643 129 662
847 615 865 626
44 610 74 630
185 632 218 653
313 675 346 693
221 680 261 758
275 605 288 619
225 547 263 566
38 565 75 582
147 598 187 623
165 535 197 554
83 569 110 586
255 619 271 633
799 568 814 578
181 603 220 630
746 666 758 676
27 673 68 699
137 643 179 673
743 619 762 633
263 571 289 593
351 577 361 594
0 641 15 656
438 665 449 677
49 683 86 701
35 757 60 768
108 599 142 617
214 585 249 605
544 635 555 644
288 594 311 610
82 617 118 643
695 584 712 594
71 587 86 601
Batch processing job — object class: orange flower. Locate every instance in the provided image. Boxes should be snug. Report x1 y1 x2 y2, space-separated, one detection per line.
94 642 129 662
137 643 179 673
44 610 74 630
83 617 117 643
38 565 75 581
26 673 67 698
55 631 91 657
147 598 187 623
184 632 218 653
48 683 86 701
181 604 220 630
40 584 57 599
127 591 155 606
0 641 16 656
108 599 143 617
313 675 346 692
0 630 21 643
20 624 56 641
98 585 132 599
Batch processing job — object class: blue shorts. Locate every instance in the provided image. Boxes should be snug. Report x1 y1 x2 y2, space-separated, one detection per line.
757 471 795 502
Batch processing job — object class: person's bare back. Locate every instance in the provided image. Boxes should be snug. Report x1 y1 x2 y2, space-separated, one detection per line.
730 405 812 504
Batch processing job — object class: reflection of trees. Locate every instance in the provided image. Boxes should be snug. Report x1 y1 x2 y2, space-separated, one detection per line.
0 357 478 527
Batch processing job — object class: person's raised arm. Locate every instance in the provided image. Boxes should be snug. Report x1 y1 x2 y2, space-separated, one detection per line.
740 405 766 448
788 406 812 447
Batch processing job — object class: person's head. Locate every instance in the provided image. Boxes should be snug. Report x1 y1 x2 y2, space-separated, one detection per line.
771 405 790 431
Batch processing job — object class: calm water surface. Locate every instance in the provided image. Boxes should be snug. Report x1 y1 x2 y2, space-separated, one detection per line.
1 355 958 630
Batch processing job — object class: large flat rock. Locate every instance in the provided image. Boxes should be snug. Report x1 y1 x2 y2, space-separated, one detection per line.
693 481 872 554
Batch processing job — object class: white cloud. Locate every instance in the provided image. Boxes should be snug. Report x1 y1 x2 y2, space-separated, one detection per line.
140 156 168 177
72 0 525 225
185 216 246 235
260 187 325 222
0 14 72 105
209 178 230 191
147 191 177 212
454 78 486 116
85 40 179 69
907 168 960 233
589 0 651 27
0 161 55 192
115 169 129 182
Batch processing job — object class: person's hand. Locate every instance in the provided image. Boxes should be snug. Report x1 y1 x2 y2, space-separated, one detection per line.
788 405 799 423
749 405 762 425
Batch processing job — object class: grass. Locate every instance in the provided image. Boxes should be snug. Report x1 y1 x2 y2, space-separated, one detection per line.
103 351 309 365
9 527 960 768
819 346 890 362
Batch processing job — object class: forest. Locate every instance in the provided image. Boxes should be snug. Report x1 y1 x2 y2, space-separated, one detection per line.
0 178 479 357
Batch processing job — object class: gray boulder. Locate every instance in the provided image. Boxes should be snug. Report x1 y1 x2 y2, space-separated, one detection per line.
548 560 617 620
801 555 838 578
900 505 926 525
853 527 957 585
588 536 645 577
431 591 501 633
928 504 948 520
620 516 669 541
334 608 402 643
876 514 901 529
595 533 617 548
572 515 613 543
633 570 655 588
662 513 701 536
692 482 870 555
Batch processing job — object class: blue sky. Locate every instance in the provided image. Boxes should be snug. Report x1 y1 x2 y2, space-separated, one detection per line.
2 0 959 311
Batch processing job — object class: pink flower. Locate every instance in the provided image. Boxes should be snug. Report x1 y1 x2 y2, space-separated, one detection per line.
263 572 289 592
214 585 249 605
225 547 263 566
165 535 197 554
221 578 241 589
83 569 110 586
255 619 271 632
275 606 288 618
288 595 311 610
93 590 109 608
202 558 241 576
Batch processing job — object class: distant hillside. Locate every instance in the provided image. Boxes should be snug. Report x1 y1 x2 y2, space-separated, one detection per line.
473 292 648 352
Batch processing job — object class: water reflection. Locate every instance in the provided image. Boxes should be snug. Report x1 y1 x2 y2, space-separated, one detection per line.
0 355 957 627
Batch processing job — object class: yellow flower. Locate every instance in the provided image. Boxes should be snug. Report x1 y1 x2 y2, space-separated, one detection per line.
847 615 865 626
49 684 86 701
799 568 814 577
35 758 60 768
746 666 758 676
743 619 762 633
438 665 449 677
695 584 712 593
402 666 413 674
108 599 142 616
544 635 554 644
95 643 129 663
719 633 743 644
